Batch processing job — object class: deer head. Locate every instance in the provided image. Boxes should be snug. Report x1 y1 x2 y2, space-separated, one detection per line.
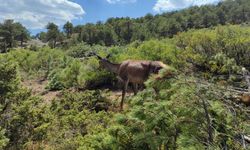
88 51 111 61
141 61 167 74
87 52 111 60
87 52 119 73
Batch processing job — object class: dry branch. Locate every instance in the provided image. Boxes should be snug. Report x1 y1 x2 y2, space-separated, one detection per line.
244 135 250 143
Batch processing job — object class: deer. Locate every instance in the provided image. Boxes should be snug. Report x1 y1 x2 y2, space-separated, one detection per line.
239 94 250 106
87 52 167 110
240 67 250 106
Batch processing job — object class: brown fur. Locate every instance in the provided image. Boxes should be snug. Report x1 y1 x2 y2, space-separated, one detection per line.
98 57 166 110
87 52 167 110
240 94 250 106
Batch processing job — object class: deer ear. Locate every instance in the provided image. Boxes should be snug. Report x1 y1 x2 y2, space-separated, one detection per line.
148 62 160 74
141 62 150 68
87 52 103 60
96 55 102 60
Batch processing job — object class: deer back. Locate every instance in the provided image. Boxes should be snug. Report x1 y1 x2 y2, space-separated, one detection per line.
118 60 157 83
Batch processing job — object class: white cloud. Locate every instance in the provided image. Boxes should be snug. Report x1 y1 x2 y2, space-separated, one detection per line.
153 0 222 13
106 0 136 4
0 0 85 29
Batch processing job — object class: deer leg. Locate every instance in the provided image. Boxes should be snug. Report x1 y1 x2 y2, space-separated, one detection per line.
121 80 129 110
132 83 138 95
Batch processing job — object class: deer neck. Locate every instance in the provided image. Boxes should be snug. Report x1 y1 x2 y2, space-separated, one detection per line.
102 60 120 74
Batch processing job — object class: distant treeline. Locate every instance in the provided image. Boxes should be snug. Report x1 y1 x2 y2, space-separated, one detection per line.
1 0 250 50
37 0 250 47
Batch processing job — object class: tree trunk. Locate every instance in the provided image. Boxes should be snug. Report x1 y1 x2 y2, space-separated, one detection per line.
3 40 7 53
53 40 56 48
21 39 23 47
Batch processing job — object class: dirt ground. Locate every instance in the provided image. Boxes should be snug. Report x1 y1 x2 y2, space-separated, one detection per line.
22 79 60 103
21 79 136 111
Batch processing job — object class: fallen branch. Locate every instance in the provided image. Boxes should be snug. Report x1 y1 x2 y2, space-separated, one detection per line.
244 135 250 143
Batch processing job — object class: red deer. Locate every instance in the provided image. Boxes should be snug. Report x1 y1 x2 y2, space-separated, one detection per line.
88 52 167 110
241 67 250 106
240 94 250 106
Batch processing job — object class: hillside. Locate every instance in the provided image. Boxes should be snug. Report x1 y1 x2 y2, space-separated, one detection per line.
1 24 250 149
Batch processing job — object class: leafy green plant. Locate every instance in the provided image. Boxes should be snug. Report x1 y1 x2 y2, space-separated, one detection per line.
45 90 113 149
46 70 65 90
100 70 248 149
209 52 241 75
0 127 9 149
0 57 20 97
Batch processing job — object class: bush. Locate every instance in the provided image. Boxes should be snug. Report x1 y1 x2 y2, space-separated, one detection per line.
0 128 9 149
29 44 39 51
104 39 183 69
66 42 93 58
208 53 241 75
46 70 65 90
45 90 112 149
9 95 51 149
176 25 250 68
6 47 68 78
47 57 115 90
0 56 50 149
66 43 107 58
101 73 248 149
0 57 20 97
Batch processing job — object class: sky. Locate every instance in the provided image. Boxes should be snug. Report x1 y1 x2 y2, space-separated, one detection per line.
0 0 222 34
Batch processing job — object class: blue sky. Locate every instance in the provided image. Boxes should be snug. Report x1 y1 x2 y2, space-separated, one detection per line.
0 0 222 34
73 0 155 25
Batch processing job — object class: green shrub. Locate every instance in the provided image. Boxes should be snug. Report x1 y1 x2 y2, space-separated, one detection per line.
9 95 51 149
66 43 107 58
46 70 65 90
176 25 250 68
45 90 112 149
46 57 115 90
0 56 51 149
0 127 9 149
0 56 20 97
103 39 183 69
66 42 92 58
6 47 68 78
102 74 247 149
29 44 39 51
209 53 241 75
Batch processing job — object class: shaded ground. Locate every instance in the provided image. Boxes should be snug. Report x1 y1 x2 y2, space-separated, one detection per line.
22 79 60 103
21 79 137 111
107 89 135 111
